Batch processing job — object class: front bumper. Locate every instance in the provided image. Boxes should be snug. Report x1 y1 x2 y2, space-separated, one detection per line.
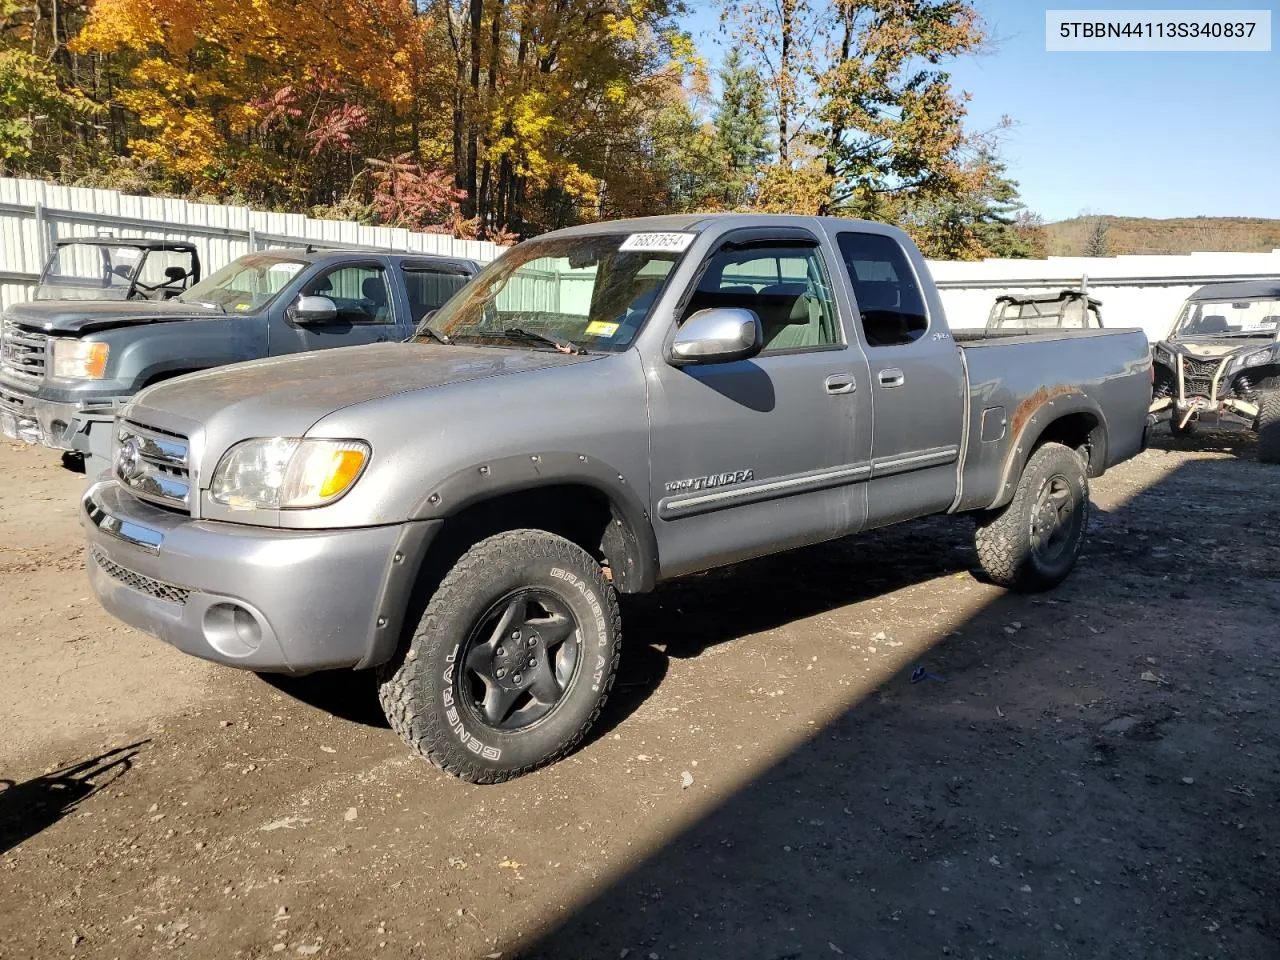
0 387 122 453
81 480 440 673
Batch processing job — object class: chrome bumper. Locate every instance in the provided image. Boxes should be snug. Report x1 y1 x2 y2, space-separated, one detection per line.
0 387 121 452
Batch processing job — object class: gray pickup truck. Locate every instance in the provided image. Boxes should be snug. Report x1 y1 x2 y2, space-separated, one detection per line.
1 247 478 474
80 214 1152 783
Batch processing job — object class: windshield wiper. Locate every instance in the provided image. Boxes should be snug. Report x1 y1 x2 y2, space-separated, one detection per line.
501 327 587 355
179 297 226 314
413 322 451 345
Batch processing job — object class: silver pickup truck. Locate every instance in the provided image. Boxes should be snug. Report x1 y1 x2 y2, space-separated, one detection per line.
80 214 1153 783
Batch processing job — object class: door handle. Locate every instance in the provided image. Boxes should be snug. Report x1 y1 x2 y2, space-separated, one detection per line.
878 368 905 388
824 374 857 396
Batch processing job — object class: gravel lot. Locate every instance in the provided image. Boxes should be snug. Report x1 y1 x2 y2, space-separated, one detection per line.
1 430 1277 960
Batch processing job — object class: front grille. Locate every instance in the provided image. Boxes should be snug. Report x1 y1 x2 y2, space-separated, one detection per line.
0 320 48 387
90 546 190 605
115 420 192 514
1180 356 1223 398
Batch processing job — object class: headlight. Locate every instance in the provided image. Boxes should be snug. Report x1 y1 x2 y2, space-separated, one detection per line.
210 438 370 510
52 340 109 379
1226 345 1280 374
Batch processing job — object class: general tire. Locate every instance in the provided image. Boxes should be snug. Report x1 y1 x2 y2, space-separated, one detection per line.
376 529 622 784
1257 390 1280 464
974 442 1089 592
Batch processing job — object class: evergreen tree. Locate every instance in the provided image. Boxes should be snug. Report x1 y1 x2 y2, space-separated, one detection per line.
711 49 772 207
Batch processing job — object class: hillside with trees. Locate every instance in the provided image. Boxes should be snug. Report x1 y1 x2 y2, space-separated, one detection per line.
1041 216 1280 257
2 0 1045 258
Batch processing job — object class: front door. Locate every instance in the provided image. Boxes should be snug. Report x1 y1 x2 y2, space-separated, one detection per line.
831 230 966 528
646 234 873 578
273 261 399 355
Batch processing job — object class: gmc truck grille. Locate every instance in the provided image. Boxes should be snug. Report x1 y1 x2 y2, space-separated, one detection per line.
115 420 192 514
0 320 48 387
1180 356 1223 398
90 546 191 605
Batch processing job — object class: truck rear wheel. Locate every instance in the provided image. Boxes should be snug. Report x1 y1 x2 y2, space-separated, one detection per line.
376 529 622 783
1257 390 1280 464
974 442 1089 592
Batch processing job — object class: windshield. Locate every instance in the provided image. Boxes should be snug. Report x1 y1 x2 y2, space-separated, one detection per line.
1172 298 1280 338
178 254 308 313
420 232 688 352
34 244 146 300
990 297 1099 329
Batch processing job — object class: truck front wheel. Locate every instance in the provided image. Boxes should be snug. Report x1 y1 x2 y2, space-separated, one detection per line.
377 529 622 783
1256 390 1280 464
974 442 1089 592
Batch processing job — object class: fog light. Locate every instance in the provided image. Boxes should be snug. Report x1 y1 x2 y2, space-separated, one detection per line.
203 602 264 657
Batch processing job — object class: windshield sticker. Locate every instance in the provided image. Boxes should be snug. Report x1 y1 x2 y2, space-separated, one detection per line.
619 232 695 253
584 320 620 338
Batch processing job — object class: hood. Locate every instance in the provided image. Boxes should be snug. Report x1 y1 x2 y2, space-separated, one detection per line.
125 341 598 449
1158 337 1276 360
2 298 222 335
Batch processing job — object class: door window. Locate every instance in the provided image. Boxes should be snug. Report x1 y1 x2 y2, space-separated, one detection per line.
835 232 928 347
680 244 840 353
401 267 471 322
305 265 393 325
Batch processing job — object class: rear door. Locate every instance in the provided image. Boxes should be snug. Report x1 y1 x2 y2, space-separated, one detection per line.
646 228 873 578
273 260 399 354
830 230 965 528
398 260 476 333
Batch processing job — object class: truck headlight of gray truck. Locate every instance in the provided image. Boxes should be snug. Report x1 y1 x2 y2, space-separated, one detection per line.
80 213 1156 785
209 437 371 510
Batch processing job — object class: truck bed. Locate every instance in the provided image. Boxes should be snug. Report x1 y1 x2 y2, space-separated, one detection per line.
953 326 1152 513
952 327 1134 346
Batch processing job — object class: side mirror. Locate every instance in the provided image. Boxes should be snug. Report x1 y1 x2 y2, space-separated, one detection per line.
290 295 338 324
669 308 763 366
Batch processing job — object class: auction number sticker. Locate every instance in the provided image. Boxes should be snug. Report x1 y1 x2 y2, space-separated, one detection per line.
619 232 696 253
1047 9 1271 50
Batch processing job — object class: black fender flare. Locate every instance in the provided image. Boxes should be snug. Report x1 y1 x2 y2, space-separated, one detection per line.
356 454 659 671
992 390 1109 509
410 451 660 594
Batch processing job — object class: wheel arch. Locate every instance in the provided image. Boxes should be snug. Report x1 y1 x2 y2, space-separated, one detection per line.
991 393 1108 509
411 452 658 593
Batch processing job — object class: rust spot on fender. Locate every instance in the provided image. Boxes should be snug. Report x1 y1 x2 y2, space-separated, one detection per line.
1012 384 1079 437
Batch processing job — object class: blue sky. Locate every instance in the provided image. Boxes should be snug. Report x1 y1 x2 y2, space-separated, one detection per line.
679 0 1280 221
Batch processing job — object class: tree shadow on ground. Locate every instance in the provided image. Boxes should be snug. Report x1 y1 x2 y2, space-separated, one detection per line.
513 456 1280 960
0 741 149 855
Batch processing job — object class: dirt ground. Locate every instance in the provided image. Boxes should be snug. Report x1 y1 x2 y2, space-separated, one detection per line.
0 429 1277 960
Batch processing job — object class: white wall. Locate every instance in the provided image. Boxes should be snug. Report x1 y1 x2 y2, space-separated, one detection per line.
927 250 1280 343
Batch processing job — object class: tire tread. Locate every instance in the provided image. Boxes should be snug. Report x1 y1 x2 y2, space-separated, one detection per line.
1257 390 1280 464
376 529 622 784
974 442 1088 592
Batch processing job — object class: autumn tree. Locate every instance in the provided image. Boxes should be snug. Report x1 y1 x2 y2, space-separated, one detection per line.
71 0 430 204
0 0 100 174
719 0 1013 255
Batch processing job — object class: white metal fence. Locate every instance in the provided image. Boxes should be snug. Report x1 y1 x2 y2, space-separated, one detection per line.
929 250 1280 343
0 177 504 310
4 176 1279 342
